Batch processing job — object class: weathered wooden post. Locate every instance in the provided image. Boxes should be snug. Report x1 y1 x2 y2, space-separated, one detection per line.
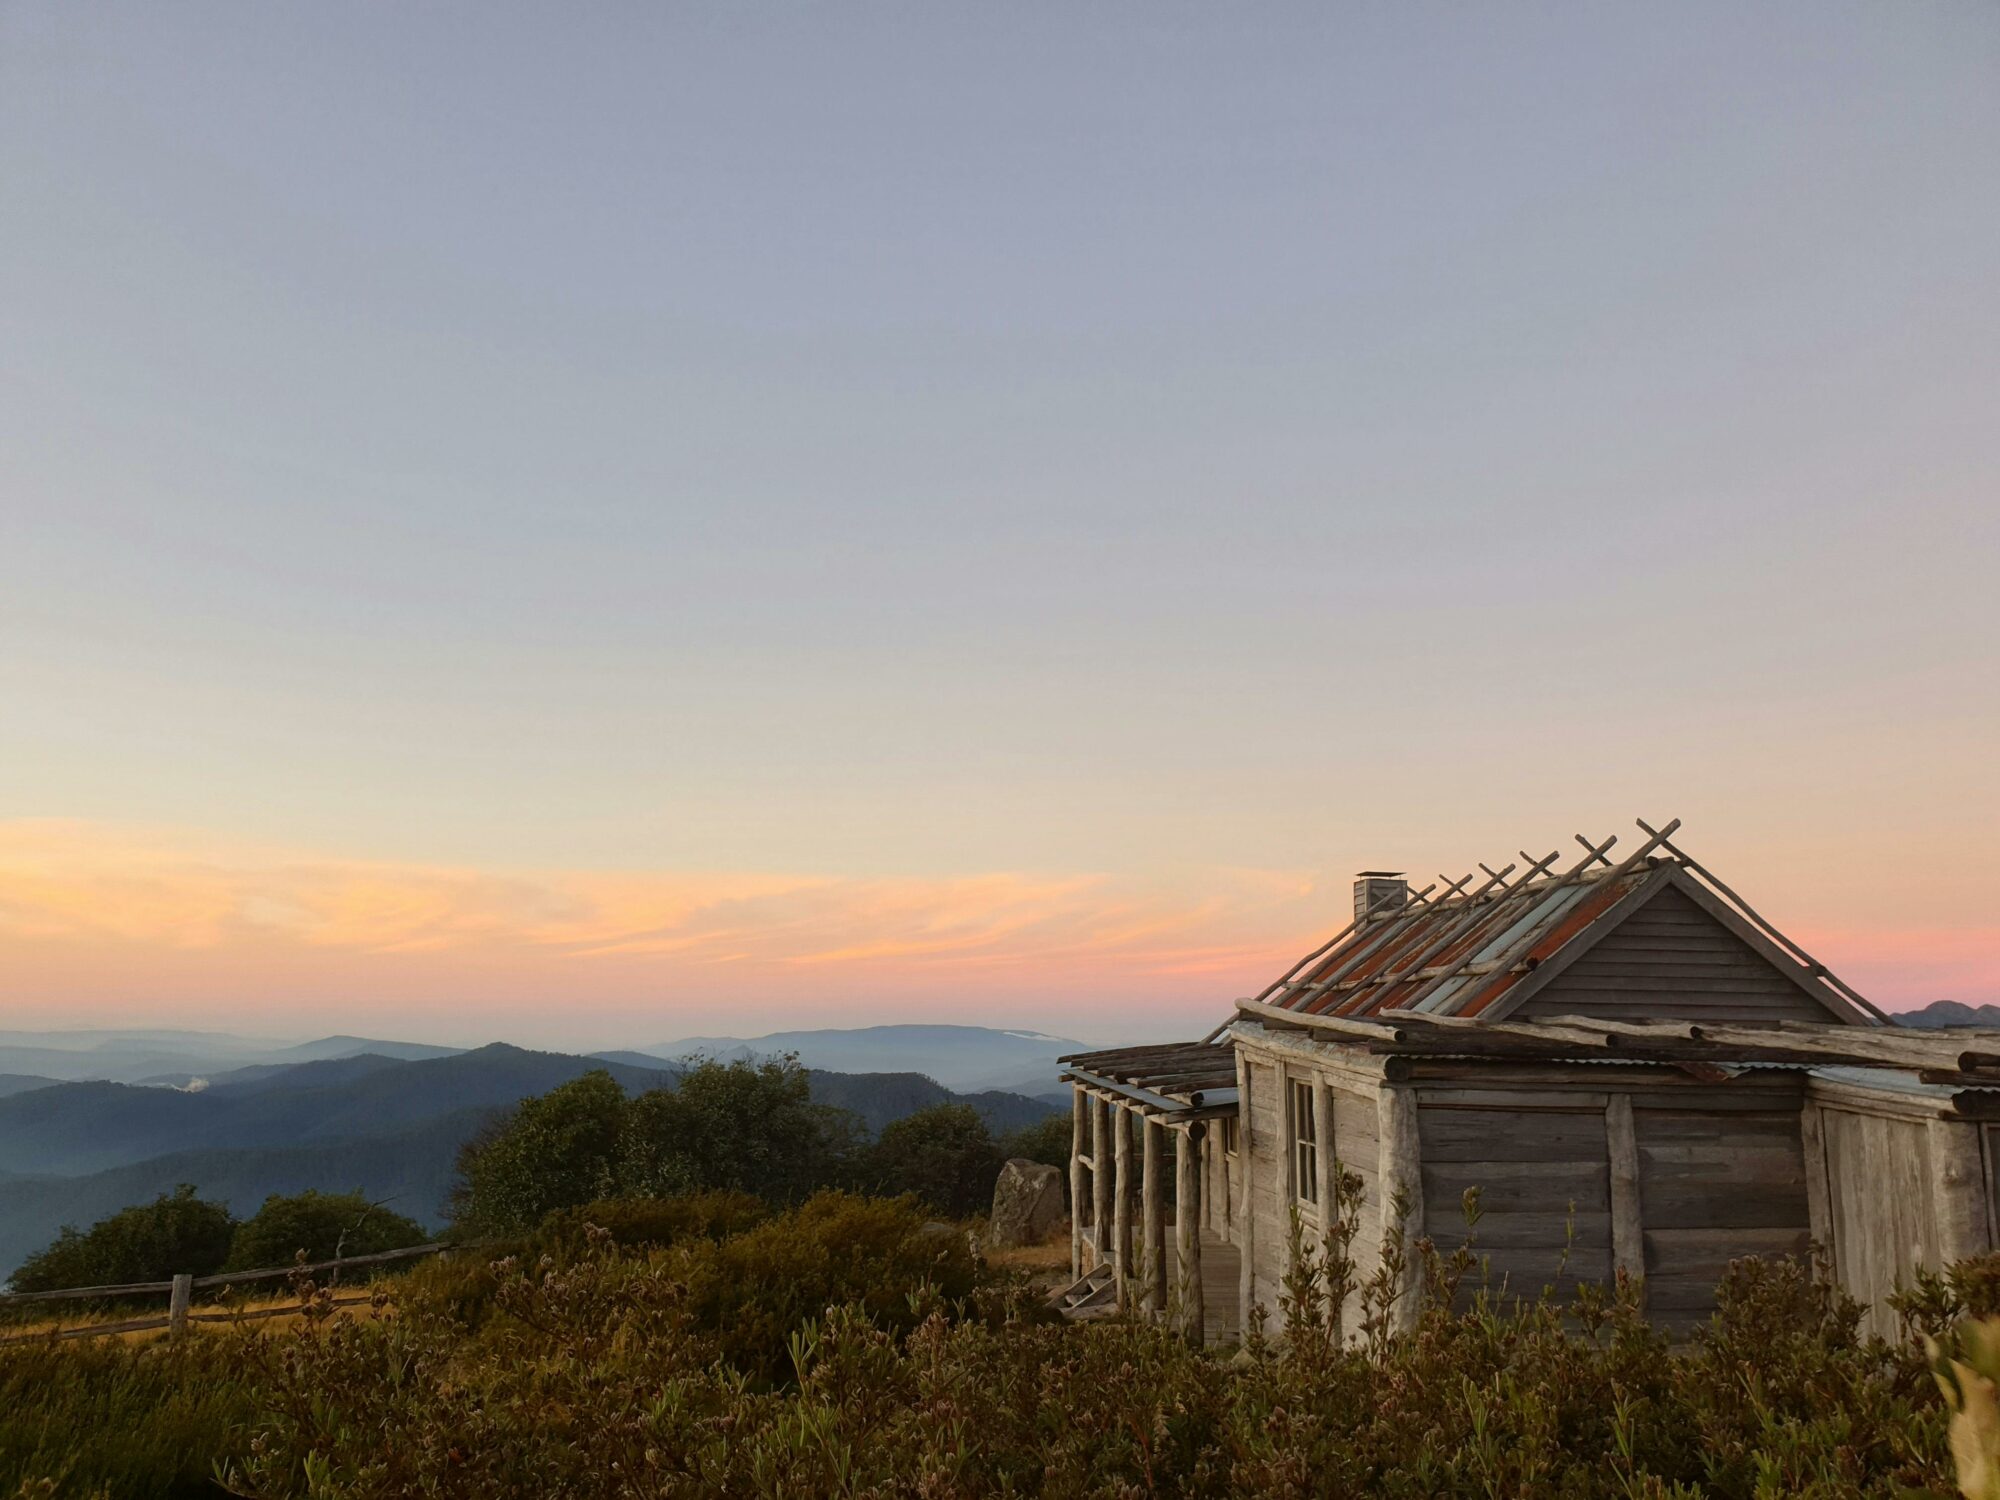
1112 1105 1134 1303
1375 1086 1422 1333
1177 1122 1205 1344
1236 1050 1256 1333
1931 1117 1992 1266
1069 1086 1087 1279
1605 1094 1645 1310
168 1274 192 1338
1090 1094 1112 1272
1142 1115 1166 1315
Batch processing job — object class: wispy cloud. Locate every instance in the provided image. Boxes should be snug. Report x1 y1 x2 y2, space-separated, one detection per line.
0 821 1988 1041
0 821 1323 1018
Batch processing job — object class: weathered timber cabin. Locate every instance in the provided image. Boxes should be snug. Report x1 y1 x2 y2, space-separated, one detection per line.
1059 819 2000 1342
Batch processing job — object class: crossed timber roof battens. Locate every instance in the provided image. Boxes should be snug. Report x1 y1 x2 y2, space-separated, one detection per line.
1330 853 1548 1015
1422 825 1657 1016
1281 879 1443 1003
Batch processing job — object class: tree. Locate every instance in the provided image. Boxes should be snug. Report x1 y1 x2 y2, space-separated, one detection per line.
865 1104 1003 1218
624 1055 857 1204
8 1184 235 1292
225 1190 429 1272
998 1112 1072 1175
450 1058 861 1237
450 1071 628 1236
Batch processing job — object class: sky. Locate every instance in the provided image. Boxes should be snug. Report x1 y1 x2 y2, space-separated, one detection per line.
2 3 1997 1049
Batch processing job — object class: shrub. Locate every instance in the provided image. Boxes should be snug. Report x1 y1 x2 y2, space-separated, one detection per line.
533 1190 768 1257
0 1200 1962 1499
674 1190 981 1384
225 1190 429 1273
9 1185 235 1294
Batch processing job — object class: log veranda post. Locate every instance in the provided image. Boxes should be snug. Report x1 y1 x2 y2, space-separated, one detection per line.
1070 1086 1087 1279
1113 1104 1133 1304
1177 1122 1205 1344
1236 1050 1255 1334
1142 1115 1166 1314
1091 1095 1113 1271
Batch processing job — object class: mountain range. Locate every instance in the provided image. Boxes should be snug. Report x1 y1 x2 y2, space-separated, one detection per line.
647 1023 1084 1097
0 1026 1071 1282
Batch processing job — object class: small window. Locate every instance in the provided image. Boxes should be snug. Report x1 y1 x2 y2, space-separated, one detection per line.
1288 1079 1318 1205
1222 1117 1240 1157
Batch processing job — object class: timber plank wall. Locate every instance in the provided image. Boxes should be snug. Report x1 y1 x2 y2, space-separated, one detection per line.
1231 1027 1987 1342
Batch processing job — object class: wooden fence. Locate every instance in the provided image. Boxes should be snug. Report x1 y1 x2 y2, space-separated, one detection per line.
0 1242 452 1345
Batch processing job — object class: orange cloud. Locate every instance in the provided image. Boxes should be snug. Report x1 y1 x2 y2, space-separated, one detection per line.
2 821 1990 1043
0 821 1326 1036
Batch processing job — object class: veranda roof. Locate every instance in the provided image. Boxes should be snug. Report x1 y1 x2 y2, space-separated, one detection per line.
1058 1040 1238 1117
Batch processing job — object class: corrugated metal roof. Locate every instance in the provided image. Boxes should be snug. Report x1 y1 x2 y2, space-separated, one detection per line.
1251 820 1878 1024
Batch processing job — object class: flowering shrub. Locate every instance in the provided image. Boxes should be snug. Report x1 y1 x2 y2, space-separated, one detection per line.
0 1191 1965 1499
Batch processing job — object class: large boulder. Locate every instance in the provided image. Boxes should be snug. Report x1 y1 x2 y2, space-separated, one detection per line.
988 1157 1064 1249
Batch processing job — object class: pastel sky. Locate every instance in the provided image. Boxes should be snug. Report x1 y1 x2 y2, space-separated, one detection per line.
3 4 1997 1048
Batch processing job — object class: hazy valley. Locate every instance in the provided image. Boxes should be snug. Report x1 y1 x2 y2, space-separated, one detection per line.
0 1024 1076 1280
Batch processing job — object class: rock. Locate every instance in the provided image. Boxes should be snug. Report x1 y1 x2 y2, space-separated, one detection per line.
988 1157 1064 1249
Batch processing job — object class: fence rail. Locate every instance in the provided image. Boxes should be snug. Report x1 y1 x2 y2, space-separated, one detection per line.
0 1242 454 1345
3 1294 380 1346
0 1242 451 1308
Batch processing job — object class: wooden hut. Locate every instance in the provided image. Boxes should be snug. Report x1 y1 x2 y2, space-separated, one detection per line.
1061 819 2000 1342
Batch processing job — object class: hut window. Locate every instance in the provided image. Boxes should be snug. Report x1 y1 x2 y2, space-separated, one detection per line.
1288 1079 1318 1205
1222 1117 1240 1157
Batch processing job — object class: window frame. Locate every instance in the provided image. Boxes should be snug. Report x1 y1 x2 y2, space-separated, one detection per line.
1288 1076 1319 1208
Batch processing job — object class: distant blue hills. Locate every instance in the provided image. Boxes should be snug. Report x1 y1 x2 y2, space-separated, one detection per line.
0 1025 1071 1282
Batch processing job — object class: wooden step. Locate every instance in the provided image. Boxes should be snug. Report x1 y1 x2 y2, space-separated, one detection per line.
1048 1263 1114 1318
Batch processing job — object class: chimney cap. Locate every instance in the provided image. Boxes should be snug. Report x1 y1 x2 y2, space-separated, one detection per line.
1354 870 1405 879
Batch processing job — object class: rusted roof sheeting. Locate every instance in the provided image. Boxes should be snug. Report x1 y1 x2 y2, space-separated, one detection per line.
1275 865 1656 1018
1257 821 1881 1023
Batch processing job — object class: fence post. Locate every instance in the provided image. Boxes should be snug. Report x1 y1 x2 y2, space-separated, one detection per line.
168 1274 192 1337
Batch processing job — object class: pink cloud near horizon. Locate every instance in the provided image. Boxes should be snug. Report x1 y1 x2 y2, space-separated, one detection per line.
0 819 1990 1046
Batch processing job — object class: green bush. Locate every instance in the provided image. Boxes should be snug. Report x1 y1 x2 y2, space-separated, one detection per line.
8 1185 235 1294
534 1190 767 1258
674 1190 980 1383
224 1190 429 1272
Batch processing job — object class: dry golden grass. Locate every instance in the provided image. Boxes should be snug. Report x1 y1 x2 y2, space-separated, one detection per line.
983 1231 1073 1290
2 1289 390 1345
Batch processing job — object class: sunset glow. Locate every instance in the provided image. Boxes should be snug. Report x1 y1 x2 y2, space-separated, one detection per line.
3 6 1997 1049
0 818 1986 1047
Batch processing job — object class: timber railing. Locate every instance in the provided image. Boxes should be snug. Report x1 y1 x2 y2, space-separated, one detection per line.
0 1242 452 1345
